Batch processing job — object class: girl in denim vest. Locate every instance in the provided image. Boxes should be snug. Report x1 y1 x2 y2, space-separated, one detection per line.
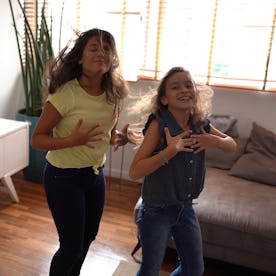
129 67 237 276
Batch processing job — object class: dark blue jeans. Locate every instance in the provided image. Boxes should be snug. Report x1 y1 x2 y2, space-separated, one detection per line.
43 162 106 276
136 201 204 276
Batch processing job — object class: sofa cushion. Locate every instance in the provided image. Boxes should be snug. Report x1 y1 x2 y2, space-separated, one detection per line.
229 122 276 186
206 137 248 170
194 167 276 259
208 115 239 138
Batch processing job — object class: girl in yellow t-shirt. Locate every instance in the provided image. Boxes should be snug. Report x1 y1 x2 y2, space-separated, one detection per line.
31 28 135 276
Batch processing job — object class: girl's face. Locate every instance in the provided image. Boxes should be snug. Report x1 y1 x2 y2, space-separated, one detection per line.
78 36 113 76
161 71 196 111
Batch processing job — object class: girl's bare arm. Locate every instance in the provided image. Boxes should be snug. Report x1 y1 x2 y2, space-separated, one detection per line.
31 101 103 151
190 124 237 154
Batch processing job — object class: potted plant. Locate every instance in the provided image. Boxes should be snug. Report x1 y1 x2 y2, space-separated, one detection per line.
8 0 60 183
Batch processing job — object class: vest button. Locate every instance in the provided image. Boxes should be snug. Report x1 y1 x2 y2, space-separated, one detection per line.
189 160 193 164
189 177 192 181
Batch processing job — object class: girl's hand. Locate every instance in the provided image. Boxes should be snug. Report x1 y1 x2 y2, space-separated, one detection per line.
113 124 130 151
164 127 195 153
70 118 104 148
190 126 219 153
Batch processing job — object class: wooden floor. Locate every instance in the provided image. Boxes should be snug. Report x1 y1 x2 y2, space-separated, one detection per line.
0 172 272 276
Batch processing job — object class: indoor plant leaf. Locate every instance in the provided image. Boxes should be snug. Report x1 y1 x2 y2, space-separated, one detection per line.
8 0 57 117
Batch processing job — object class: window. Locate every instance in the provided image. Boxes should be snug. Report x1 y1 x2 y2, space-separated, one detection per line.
138 0 276 91
33 0 276 91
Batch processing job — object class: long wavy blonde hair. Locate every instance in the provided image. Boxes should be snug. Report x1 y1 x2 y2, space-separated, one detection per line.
127 67 214 144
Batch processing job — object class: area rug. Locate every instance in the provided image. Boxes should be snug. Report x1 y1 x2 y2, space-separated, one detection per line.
112 260 170 276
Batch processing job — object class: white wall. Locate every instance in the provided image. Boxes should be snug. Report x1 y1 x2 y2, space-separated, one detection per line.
1 2 276 182
0 0 24 120
212 87 276 138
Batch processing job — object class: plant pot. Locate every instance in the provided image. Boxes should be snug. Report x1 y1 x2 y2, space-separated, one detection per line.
16 109 46 183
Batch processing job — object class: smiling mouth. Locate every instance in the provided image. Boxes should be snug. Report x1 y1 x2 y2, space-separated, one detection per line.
177 95 192 101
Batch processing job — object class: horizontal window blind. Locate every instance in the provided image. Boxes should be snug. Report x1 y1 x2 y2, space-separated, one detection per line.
24 0 50 36
207 0 276 91
24 0 276 92
139 0 276 91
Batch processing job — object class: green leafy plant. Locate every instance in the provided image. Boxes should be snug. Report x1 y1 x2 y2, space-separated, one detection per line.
8 0 56 116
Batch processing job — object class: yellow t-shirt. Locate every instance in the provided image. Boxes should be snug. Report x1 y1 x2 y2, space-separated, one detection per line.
46 78 117 174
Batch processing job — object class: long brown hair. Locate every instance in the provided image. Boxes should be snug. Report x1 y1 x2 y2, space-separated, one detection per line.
48 28 129 113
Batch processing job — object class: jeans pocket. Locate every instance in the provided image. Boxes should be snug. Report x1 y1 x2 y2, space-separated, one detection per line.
136 202 167 225
45 163 80 187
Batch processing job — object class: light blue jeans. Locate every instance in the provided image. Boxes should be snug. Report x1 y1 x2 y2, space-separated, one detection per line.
136 201 204 276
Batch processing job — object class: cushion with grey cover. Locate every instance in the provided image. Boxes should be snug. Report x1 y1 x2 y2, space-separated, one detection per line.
208 114 239 138
206 137 248 170
229 122 276 186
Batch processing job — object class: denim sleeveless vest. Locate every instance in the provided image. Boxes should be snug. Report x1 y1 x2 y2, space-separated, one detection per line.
142 110 210 205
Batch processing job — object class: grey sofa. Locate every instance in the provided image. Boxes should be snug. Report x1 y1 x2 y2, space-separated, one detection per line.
132 121 276 275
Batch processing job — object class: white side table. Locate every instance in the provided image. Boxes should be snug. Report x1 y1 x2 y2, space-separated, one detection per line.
0 118 29 203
